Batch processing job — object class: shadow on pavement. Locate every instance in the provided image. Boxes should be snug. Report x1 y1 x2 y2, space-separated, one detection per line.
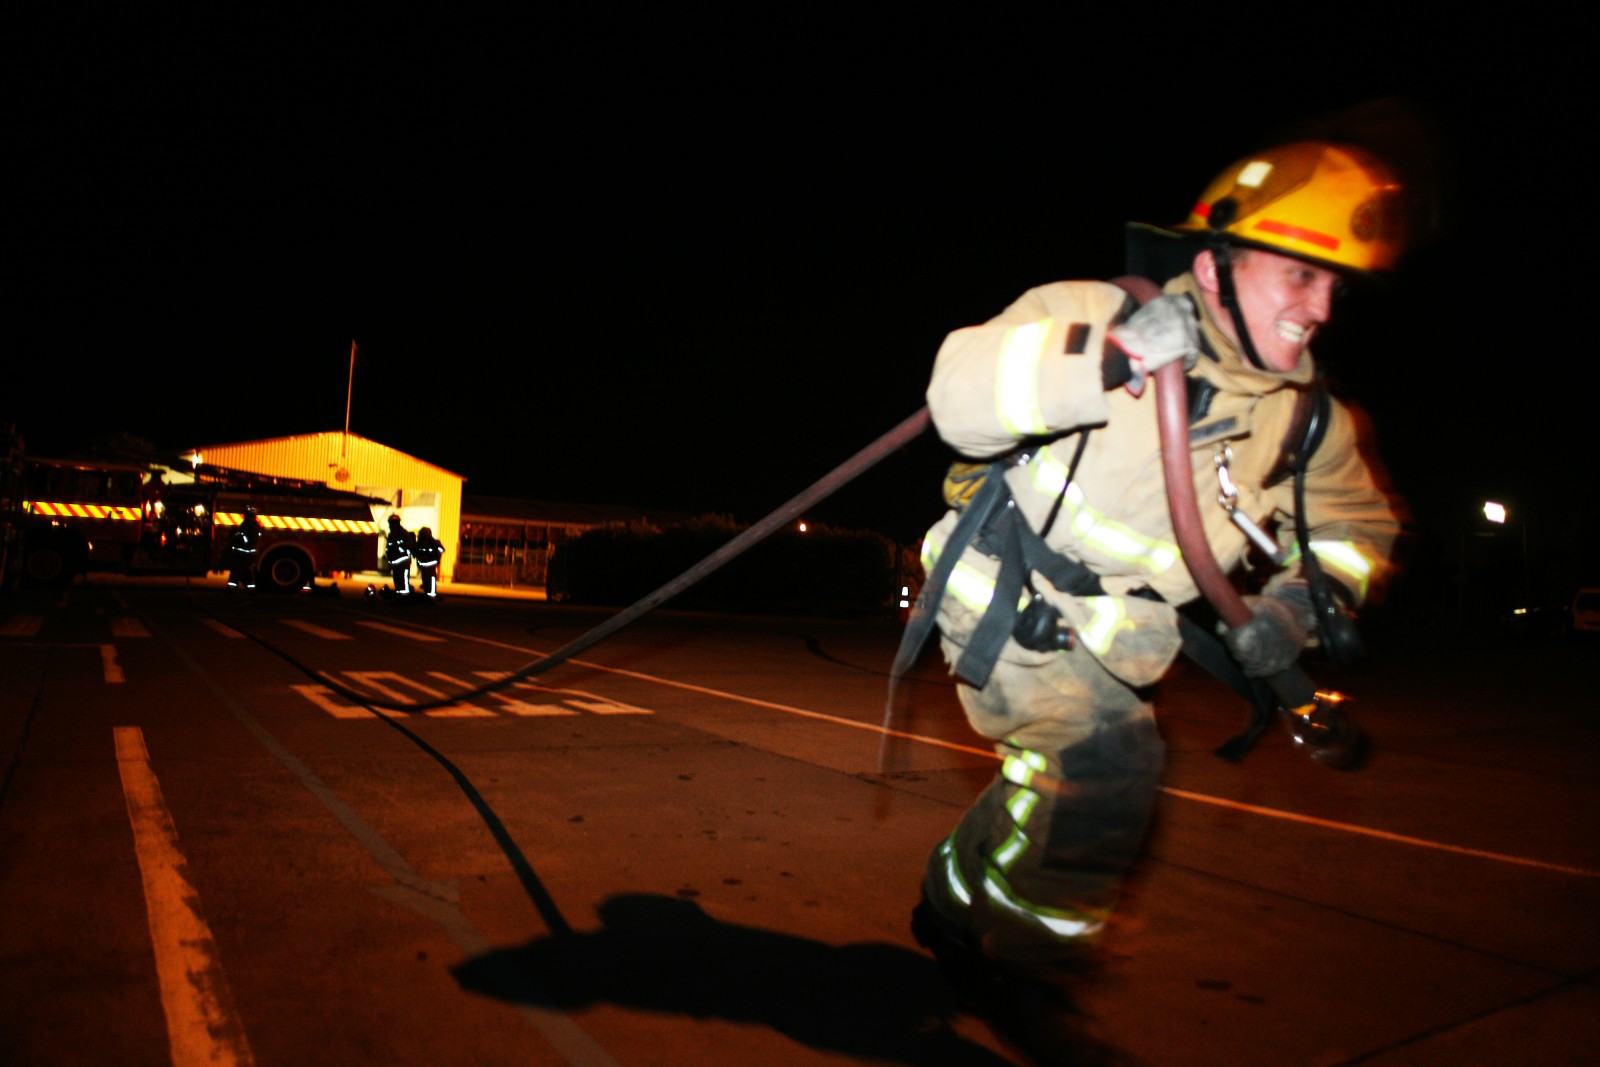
452 893 1018 1065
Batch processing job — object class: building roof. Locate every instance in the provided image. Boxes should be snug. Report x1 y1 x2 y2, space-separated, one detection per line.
187 431 466 482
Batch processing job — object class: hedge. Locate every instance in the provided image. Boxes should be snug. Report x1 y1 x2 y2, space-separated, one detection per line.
545 515 916 616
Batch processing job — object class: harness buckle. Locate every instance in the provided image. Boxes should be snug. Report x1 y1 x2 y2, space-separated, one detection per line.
1213 444 1287 564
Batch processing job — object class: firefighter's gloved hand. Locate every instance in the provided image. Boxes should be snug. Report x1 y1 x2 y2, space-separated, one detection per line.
1225 587 1317 677
1108 293 1200 397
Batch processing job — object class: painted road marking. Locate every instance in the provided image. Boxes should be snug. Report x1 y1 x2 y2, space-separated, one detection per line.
289 671 654 720
111 617 150 637
160 636 621 1065
337 671 495 717
564 698 651 716
101 644 124 683
202 618 245 638
114 726 256 1067
470 672 651 716
422 628 1598 882
355 621 448 643
353 672 495 717
1157 787 1600 879
0 616 44 636
281 619 351 640
292 683 374 719
427 671 577 717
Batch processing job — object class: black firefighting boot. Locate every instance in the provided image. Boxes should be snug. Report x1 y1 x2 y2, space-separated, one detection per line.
910 894 998 1014
980 966 1128 1067
911 893 1127 1067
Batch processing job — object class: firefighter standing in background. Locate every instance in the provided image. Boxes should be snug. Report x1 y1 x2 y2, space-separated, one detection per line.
226 506 261 592
909 142 1408 1062
385 514 413 596
413 527 444 599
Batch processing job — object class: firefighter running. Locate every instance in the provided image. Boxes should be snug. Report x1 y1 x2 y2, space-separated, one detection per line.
909 141 1407 1063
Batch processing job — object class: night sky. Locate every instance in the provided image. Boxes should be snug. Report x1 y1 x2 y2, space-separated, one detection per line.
11 14 1593 596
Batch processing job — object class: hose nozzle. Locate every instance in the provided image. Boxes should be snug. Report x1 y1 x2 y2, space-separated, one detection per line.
1280 690 1367 770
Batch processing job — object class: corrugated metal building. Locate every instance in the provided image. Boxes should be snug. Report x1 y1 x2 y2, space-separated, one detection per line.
185 431 464 580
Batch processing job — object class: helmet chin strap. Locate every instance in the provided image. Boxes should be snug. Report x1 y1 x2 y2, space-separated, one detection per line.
1209 237 1267 370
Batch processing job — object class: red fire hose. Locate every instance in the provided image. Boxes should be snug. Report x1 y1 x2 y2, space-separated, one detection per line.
1112 276 1366 769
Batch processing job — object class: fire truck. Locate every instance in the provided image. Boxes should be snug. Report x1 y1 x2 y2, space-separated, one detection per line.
6 456 384 592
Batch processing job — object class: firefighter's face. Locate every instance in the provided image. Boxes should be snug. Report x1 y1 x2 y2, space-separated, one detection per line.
1196 248 1340 372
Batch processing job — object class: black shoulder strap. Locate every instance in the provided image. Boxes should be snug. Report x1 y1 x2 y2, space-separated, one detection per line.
1291 384 1365 662
885 460 1011 692
1264 382 1329 487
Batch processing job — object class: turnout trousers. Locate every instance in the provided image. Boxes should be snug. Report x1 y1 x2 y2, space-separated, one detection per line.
921 634 1165 968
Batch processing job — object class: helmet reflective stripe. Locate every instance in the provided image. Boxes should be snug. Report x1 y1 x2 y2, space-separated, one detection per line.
995 320 1056 436
982 866 1105 939
1250 216 1341 253
1025 453 1181 574
1077 596 1134 657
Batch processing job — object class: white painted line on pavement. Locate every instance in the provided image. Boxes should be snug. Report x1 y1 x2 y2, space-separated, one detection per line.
111 617 150 637
158 639 621 1066
564 698 651 716
114 726 255 1066
427 627 1600 880
593 669 1600 878
1157 786 1600 879
1 616 43 636
343 671 494 717
282 619 351 640
101 643 124 683
430 672 578 716
202 618 245 638
292 683 374 719
470 671 648 716
355 621 447 642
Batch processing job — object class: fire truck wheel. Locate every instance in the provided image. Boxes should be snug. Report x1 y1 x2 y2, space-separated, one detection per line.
22 543 78 588
260 548 314 594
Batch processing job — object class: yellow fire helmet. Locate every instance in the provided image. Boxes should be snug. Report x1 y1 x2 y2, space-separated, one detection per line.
1174 141 1406 272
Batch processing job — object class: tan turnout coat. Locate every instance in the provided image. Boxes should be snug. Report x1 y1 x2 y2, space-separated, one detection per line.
921 273 1399 689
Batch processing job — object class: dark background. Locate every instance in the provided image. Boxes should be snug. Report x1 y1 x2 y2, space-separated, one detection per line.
9 13 1593 606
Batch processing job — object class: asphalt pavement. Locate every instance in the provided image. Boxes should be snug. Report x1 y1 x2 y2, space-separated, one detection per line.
1 574 1595 1065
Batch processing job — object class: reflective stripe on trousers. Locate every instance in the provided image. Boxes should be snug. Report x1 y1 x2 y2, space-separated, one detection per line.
921 636 1165 966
